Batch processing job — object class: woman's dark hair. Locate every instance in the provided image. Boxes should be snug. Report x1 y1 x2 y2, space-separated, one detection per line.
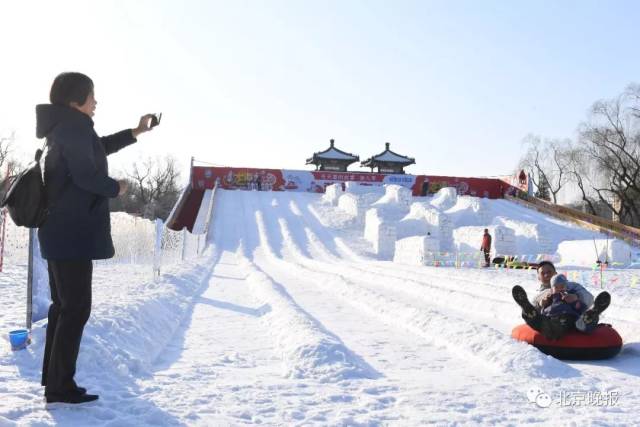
537 260 556 271
49 72 94 106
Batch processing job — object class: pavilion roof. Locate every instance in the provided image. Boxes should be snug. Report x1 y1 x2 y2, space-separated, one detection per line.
306 139 359 164
361 142 415 167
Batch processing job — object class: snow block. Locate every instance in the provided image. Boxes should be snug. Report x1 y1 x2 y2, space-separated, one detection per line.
322 183 343 205
393 235 440 265
430 187 457 211
337 192 380 223
337 193 360 218
396 202 439 240
345 181 385 195
374 184 413 208
446 196 492 226
491 218 554 256
400 203 453 251
364 208 397 258
557 239 639 267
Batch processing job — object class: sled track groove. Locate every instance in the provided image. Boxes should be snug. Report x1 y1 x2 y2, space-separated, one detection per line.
248 192 569 378
236 191 377 382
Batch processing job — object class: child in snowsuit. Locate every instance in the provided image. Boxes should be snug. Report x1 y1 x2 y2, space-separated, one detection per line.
541 274 585 319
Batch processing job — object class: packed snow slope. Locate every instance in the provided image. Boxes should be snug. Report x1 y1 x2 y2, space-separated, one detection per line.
1 189 639 426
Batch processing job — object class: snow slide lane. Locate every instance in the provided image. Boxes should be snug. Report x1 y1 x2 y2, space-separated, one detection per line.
251 191 570 379
241 192 545 424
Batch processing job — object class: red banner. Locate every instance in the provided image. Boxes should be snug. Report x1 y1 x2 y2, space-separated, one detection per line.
191 167 286 191
425 176 505 199
191 166 514 199
192 167 427 195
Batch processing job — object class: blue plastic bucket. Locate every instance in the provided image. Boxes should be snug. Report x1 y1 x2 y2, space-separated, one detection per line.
9 329 29 350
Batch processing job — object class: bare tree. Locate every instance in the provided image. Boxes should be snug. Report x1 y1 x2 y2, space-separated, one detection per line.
0 132 23 177
0 132 23 200
519 135 570 204
122 155 182 220
0 132 13 172
578 84 640 226
565 145 599 215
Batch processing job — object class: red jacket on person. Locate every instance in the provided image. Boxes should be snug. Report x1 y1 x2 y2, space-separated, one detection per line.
481 233 492 251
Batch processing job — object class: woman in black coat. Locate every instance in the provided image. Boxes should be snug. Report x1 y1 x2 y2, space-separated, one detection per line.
36 72 154 405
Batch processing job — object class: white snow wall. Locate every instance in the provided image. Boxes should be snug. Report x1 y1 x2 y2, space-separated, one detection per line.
393 236 441 265
322 183 343 206
364 208 397 258
557 239 640 267
338 192 382 223
430 187 457 210
373 184 412 207
398 202 454 251
397 202 440 240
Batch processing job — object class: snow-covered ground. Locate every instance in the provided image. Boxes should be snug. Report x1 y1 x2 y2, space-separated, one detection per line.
1 189 639 426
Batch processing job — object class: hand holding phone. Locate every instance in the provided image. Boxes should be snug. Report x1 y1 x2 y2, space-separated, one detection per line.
150 113 162 128
133 113 162 137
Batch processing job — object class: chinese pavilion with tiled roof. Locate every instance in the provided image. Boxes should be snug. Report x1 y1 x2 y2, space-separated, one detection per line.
361 142 415 174
306 139 360 172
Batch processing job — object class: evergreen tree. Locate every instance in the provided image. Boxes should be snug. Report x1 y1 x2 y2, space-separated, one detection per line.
535 178 551 201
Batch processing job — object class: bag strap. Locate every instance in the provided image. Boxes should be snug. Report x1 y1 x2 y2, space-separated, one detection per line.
38 141 71 211
35 141 47 162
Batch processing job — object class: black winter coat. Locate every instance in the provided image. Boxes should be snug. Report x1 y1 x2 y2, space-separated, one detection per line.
35 104 136 260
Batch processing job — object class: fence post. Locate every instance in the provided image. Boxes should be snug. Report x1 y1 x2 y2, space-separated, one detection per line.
0 210 6 272
181 228 187 261
26 229 35 330
153 219 163 281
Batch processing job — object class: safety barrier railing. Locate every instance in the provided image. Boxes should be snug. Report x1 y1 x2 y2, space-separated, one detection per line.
0 183 219 328
505 194 640 247
419 250 559 268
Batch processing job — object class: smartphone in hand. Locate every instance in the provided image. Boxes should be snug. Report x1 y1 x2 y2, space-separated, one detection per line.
150 113 162 128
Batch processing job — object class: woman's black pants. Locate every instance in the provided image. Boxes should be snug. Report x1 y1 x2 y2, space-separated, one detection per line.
41 260 93 395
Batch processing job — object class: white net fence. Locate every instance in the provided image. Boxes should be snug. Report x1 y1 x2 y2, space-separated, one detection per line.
0 203 211 327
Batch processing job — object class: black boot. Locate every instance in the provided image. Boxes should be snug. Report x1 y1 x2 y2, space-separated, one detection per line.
582 291 611 325
512 285 537 319
45 392 99 406
41 384 86 395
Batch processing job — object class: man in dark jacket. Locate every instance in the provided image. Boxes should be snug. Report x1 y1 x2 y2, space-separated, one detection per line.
512 261 611 340
480 228 492 267
37 72 155 405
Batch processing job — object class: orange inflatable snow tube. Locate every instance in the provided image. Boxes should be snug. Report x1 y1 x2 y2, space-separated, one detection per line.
511 323 622 360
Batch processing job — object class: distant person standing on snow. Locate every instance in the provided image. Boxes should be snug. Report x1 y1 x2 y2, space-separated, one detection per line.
37 72 155 405
480 228 492 267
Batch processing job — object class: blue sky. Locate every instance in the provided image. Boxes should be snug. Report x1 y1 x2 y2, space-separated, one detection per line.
1 0 639 180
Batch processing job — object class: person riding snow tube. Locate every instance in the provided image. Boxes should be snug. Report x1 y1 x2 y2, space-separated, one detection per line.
510 262 620 360
511 323 622 360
